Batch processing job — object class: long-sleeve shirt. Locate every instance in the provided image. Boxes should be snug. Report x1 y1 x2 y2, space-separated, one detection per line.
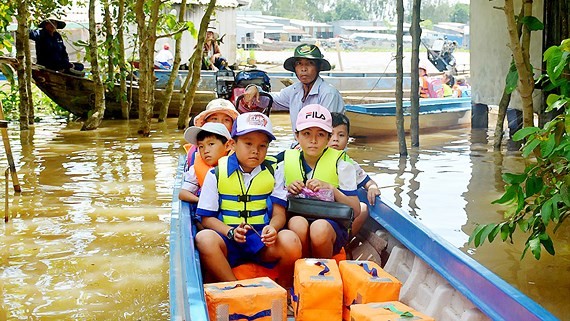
29 29 70 71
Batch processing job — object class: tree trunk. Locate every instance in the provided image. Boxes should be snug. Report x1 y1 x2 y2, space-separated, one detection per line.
395 0 407 157
16 0 30 130
504 0 535 128
104 0 114 84
409 0 422 147
493 89 511 150
136 0 161 136
24 18 34 125
177 0 217 130
81 0 106 130
159 0 187 122
117 0 129 119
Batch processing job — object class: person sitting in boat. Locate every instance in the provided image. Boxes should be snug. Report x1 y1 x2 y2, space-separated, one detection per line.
278 104 360 259
194 112 301 285
441 71 455 98
328 112 379 235
179 122 233 210
154 43 174 69
183 98 238 167
242 44 345 132
419 63 430 98
29 18 84 76
202 29 227 71
454 77 471 97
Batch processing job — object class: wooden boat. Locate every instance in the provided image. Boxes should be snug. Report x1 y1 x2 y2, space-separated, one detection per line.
31 66 216 119
346 97 472 137
169 158 558 321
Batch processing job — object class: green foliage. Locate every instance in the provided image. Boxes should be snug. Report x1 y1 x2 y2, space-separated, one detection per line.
450 3 469 24
333 0 368 21
471 39 570 260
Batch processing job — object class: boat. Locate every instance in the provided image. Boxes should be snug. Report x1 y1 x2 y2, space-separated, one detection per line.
345 97 472 137
30 67 216 119
168 158 559 321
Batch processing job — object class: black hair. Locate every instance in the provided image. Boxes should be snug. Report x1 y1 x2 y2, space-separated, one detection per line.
196 131 228 144
331 112 350 133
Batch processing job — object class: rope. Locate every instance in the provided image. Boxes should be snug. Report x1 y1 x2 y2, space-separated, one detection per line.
354 53 397 104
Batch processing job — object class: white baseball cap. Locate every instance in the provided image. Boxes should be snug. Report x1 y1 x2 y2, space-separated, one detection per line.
184 122 232 146
231 112 275 141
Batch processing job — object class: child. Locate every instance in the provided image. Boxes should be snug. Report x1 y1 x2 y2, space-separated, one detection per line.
179 122 233 203
281 104 361 259
329 112 380 235
194 112 301 285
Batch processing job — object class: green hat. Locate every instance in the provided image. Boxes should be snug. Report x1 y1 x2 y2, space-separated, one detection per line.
283 44 331 72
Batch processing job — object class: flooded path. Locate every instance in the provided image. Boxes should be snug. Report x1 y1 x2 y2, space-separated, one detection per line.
0 115 568 320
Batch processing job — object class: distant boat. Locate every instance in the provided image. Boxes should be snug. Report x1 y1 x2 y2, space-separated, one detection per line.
30 66 216 119
168 158 559 321
346 97 472 137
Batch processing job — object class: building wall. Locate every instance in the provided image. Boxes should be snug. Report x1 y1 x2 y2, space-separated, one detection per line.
471 0 544 110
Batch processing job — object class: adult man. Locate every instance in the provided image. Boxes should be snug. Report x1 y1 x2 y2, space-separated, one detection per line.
29 18 82 75
242 44 345 131
202 30 227 71
155 43 174 69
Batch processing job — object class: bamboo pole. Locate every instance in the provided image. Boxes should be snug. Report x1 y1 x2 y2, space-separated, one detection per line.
0 101 21 193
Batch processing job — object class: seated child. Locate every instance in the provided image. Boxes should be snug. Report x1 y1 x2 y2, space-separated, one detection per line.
329 112 380 235
280 104 361 259
179 122 233 203
194 112 302 285
183 98 238 157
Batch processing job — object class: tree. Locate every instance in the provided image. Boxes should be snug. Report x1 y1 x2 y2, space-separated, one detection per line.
395 0 407 157
451 3 469 24
409 0 421 147
15 0 32 129
81 0 106 130
333 0 368 21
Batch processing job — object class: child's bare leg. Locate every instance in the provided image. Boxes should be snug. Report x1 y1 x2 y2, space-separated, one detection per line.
352 202 369 235
288 216 310 257
261 230 302 287
309 219 336 258
195 229 236 282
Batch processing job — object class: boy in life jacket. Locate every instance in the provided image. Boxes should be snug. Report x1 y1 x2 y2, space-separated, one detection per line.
183 98 238 173
179 123 233 204
194 112 302 285
328 112 380 235
279 104 361 259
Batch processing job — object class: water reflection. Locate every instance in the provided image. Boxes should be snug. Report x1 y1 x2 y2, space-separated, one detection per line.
0 115 568 319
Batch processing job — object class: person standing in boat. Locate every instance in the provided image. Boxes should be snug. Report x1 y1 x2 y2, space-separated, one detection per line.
29 18 83 76
242 44 345 131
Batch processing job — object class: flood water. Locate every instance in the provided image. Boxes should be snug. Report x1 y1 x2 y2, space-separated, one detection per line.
1 114 568 320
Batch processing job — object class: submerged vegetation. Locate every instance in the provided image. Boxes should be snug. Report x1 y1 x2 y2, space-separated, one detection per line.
470 38 570 260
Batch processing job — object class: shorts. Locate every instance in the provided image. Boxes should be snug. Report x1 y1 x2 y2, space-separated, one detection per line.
308 218 348 255
219 229 277 269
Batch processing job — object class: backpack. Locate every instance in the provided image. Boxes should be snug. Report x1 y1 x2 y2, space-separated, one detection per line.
427 77 444 98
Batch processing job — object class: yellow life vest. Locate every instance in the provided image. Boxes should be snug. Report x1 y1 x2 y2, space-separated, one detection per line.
284 148 345 188
217 155 275 226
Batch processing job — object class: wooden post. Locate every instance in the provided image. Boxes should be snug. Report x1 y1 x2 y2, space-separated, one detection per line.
0 101 21 193
395 0 407 157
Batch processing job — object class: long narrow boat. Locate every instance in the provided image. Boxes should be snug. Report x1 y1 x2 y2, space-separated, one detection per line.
169 158 559 321
30 67 216 119
346 97 472 137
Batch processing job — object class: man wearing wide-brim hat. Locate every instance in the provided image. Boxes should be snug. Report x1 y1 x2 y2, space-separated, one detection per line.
242 44 344 131
29 18 83 76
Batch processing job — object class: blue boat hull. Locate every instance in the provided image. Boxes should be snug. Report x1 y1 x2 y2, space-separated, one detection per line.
345 97 472 137
169 157 558 320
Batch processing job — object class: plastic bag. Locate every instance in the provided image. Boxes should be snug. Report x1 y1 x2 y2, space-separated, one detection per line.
290 187 334 202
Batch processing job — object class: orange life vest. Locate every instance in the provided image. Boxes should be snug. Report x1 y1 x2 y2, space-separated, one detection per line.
420 76 430 98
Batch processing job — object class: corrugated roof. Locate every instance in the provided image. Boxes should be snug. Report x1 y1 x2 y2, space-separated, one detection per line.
170 0 250 8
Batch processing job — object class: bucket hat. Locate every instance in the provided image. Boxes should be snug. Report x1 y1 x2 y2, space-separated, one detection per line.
283 44 331 72
39 18 66 29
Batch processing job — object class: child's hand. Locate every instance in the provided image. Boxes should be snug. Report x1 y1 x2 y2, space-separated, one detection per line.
367 185 380 205
261 225 277 246
306 178 333 192
287 180 305 195
233 222 250 243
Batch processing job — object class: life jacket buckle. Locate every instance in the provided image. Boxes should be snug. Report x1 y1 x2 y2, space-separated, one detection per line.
239 210 250 218
238 195 251 202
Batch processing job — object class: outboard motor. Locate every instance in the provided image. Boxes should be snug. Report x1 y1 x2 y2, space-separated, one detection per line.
215 69 235 100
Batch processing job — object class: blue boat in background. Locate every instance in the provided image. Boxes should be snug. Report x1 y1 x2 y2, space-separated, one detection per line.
169 158 559 321
346 97 472 137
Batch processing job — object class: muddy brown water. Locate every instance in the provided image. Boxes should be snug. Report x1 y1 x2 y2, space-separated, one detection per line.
1 115 568 320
